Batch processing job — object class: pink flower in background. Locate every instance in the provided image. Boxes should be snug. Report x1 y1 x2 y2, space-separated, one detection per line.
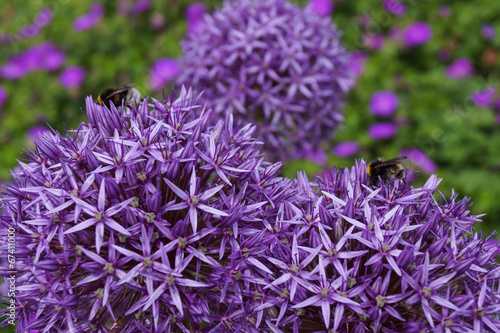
403 22 432 47
59 66 86 88
363 34 385 50
445 58 474 79
369 122 397 139
308 0 334 17
481 24 496 40
383 0 406 16
369 91 399 117
185 2 206 33
470 87 496 108
333 142 359 157
73 4 104 32
400 148 437 173
348 52 367 78
149 58 179 91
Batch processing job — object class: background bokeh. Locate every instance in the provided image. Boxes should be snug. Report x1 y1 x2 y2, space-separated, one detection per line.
0 0 499 330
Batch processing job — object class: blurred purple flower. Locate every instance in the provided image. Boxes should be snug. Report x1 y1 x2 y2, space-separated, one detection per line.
369 91 399 117
130 0 151 14
369 122 397 139
185 2 206 33
400 148 437 173
35 8 54 27
294 147 328 164
0 42 65 79
438 5 451 18
403 22 432 47
148 58 179 91
496 112 500 124
333 141 359 157
27 126 49 143
470 87 496 108
43 48 66 71
383 0 406 16
19 24 40 39
348 52 367 78
481 24 496 40
0 59 26 79
363 34 385 50
59 66 86 88
388 27 403 42
150 13 166 30
73 4 104 32
179 0 353 161
445 58 474 79
0 85 7 108
307 0 334 17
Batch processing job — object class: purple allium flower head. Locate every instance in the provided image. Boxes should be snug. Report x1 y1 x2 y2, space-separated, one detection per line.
307 0 334 17
400 148 437 173
333 141 359 157
470 87 496 108
481 24 496 40
0 85 7 108
445 58 474 80
403 22 432 47
148 58 179 91
260 161 500 331
383 0 406 16
438 5 451 18
369 122 397 139
348 51 367 79
73 3 104 32
59 66 86 88
369 90 399 117
185 2 206 33
0 86 296 332
178 0 353 161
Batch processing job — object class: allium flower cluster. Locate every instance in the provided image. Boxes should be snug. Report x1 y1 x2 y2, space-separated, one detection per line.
178 0 353 161
0 87 293 332
259 162 500 332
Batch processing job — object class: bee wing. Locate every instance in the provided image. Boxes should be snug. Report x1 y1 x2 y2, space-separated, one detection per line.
102 82 136 99
371 156 407 169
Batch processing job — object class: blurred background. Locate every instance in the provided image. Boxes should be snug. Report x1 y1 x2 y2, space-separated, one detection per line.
0 0 499 328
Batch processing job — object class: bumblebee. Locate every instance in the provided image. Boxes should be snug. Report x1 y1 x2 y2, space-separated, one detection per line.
367 156 407 184
97 82 141 108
